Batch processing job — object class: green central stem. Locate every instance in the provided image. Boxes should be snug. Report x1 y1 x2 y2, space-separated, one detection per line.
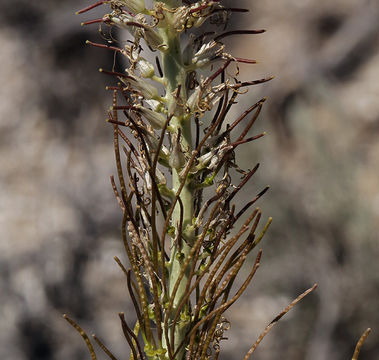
160 27 195 359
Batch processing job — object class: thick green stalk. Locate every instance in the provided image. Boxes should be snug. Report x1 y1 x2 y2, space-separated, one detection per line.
160 26 195 359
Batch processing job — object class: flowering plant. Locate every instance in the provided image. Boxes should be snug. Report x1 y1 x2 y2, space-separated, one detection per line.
64 1 370 359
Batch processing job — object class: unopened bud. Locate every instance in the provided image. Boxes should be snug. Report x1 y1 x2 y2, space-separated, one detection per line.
136 105 166 130
169 132 186 170
123 72 158 99
137 58 155 78
187 87 201 112
144 28 165 50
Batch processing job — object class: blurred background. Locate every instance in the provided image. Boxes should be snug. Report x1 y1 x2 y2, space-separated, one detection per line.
0 0 378 359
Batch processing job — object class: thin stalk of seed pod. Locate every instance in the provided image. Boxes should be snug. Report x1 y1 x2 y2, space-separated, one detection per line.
209 240 254 306
234 186 270 221
131 240 162 348
231 76 274 90
121 212 154 345
193 210 259 323
213 216 270 288
126 113 168 219
232 57 257 64
112 106 137 111
211 86 229 134
252 217 272 248
99 68 129 78
129 227 163 347
174 195 185 251
182 251 262 360
168 206 236 346
237 103 264 141
86 40 123 53
199 311 223 360
128 320 145 360
81 18 104 26
169 196 225 348
119 313 139 360
92 334 119 360
224 163 260 206
206 249 252 325
155 56 163 77
164 199 223 358
118 130 141 165
220 234 256 280
194 327 210 360
110 175 126 211
107 118 127 126
113 257 145 335
195 184 228 227
231 133 266 148
216 91 239 134
195 115 201 148
182 231 257 357
152 116 172 291
208 234 256 302
63 315 97 360
210 90 227 128
125 149 138 206
113 124 127 200
215 7 249 13
126 269 145 342
352 328 371 360
223 98 264 137
203 59 232 88
123 220 148 334
214 29 266 42
224 212 262 268
124 152 151 231
210 207 236 262
76 1 107 14
242 284 318 360
112 91 136 216
125 161 151 231
105 86 124 91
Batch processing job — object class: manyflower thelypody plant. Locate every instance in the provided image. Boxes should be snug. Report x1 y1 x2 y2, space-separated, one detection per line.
64 1 371 359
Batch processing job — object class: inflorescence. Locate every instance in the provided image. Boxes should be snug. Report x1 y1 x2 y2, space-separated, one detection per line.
65 1 320 360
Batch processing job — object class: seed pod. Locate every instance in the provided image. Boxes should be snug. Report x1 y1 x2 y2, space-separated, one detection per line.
169 131 186 170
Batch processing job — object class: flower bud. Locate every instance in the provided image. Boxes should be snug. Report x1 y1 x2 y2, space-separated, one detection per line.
123 72 158 99
169 133 186 170
187 87 201 112
136 105 166 130
193 41 223 68
171 6 191 31
137 58 156 78
197 150 215 169
144 28 165 50
155 168 167 185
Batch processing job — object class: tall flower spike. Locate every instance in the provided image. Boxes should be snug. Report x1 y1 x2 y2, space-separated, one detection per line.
72 1 320 360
